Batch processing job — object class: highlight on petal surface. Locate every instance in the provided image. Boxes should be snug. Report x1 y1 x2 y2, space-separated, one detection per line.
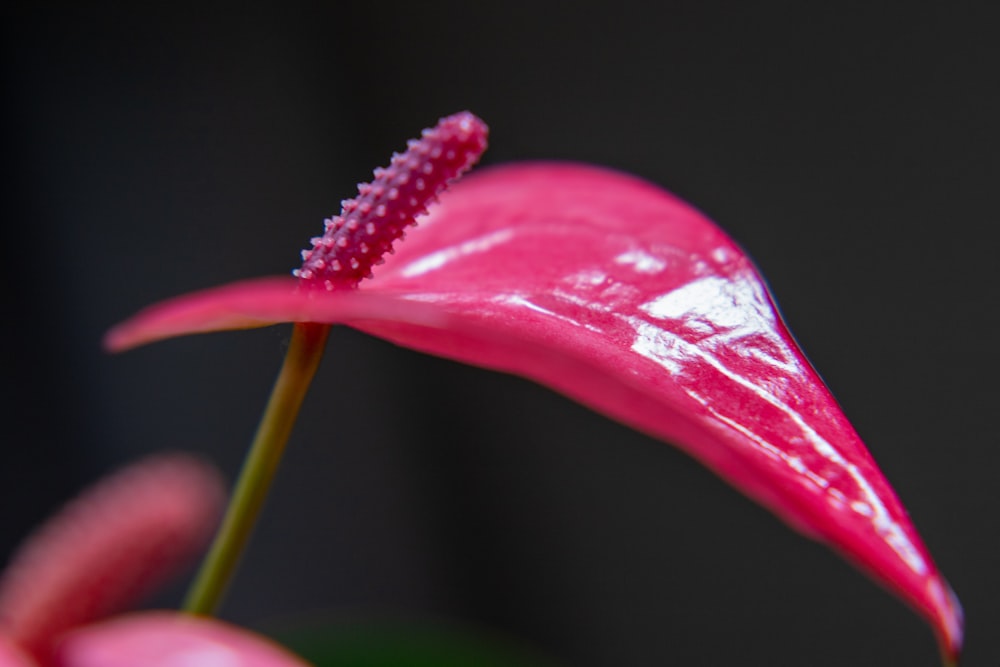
106 162 962 660
54 612 310 667
0 455 225 661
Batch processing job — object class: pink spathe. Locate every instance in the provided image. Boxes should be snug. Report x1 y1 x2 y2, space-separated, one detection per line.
104 155 963 661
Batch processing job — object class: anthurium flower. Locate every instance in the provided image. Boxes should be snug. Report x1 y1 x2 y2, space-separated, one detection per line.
0 455 308 667
106 113 962 663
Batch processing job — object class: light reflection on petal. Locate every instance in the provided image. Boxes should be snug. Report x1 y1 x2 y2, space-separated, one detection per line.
399 229 515 278
614 249 667 274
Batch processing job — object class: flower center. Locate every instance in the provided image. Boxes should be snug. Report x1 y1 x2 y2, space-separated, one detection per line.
294 111 489 289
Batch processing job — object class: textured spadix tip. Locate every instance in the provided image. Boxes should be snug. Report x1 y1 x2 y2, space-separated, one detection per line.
295 111 489 289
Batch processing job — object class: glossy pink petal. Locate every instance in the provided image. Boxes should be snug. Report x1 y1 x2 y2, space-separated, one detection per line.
53 612 309 667
105 162 962 661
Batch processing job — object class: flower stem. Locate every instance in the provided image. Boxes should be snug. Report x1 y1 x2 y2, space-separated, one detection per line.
183 322 331 616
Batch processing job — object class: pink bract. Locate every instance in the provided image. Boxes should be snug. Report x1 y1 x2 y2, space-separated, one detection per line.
105 162 963 662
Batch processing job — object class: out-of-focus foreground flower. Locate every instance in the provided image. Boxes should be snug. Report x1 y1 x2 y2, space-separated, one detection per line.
0 455 308 667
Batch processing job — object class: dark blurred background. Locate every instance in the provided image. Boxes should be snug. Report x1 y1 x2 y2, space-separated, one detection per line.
2 3 997 665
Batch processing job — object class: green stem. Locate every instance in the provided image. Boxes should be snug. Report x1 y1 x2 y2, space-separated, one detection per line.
184 322 331 616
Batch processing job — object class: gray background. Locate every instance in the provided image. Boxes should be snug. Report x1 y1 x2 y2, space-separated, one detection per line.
2 3 997 665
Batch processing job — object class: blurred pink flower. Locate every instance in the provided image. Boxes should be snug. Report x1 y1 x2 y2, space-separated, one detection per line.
0 455 308 667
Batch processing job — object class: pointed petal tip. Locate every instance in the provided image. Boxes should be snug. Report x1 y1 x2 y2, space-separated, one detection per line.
930 578 963 667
